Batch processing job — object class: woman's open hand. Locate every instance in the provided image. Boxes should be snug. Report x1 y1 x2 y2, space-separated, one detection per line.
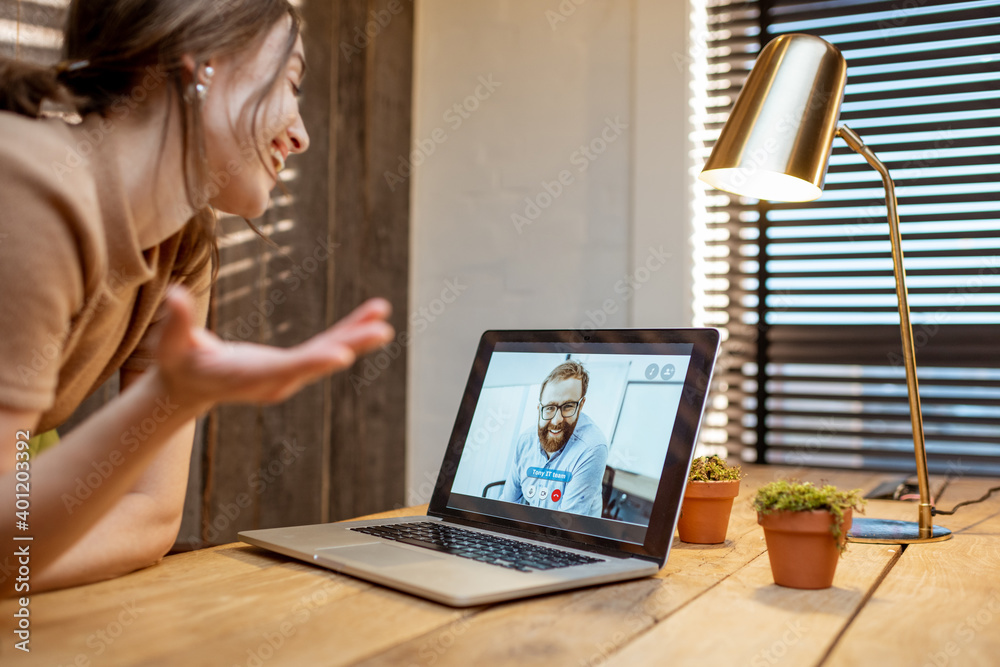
156 286 394 408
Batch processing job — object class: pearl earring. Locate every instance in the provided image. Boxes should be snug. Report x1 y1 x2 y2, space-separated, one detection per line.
187 65 215 104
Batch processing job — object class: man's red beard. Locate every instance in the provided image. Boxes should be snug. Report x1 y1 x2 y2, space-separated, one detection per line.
538 420 578 454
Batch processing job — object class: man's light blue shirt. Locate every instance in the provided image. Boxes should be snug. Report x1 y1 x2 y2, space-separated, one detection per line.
500 412 609 517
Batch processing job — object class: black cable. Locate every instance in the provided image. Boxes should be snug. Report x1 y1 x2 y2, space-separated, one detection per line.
931 485 1000 516
935 476 953 502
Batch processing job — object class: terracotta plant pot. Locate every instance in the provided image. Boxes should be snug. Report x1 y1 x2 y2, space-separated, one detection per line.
757 508 853 589
677 480 740 544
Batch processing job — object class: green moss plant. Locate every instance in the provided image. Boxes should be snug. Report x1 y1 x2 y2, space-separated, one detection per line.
687 455 743 482
752 480 865 553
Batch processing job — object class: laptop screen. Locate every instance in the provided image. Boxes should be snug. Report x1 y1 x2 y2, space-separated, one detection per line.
429 329 719 562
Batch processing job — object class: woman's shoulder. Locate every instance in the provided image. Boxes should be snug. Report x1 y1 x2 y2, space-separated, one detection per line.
0 111 107 282
0 111 93 184
0 111 102 228
0 111 74 154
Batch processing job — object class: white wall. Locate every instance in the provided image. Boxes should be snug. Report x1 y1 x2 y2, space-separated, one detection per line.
407 0 691 503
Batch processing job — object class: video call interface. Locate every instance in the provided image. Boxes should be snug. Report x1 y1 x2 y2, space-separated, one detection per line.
446 343 693 544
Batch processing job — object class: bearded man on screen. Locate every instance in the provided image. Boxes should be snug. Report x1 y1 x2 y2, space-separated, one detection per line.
501 361 609 517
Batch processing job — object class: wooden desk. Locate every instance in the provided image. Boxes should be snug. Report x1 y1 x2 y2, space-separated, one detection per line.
3 464 998 666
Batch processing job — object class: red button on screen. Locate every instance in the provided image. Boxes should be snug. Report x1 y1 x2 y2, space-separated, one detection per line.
551 489 562 502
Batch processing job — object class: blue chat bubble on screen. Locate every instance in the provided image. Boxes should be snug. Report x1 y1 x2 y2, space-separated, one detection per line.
527 467 572 483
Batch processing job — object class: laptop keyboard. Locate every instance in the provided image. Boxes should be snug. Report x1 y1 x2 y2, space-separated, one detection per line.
351 522 602 572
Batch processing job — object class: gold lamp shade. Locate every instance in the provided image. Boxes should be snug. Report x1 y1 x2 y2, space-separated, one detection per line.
700 33 848 202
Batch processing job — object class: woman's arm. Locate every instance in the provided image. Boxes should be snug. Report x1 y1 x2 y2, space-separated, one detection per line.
0 370 204 597
26 382 198 593
0 288 393 596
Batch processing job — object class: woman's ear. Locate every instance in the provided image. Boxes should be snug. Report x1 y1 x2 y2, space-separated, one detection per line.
181 54 197 76
180 55 216 80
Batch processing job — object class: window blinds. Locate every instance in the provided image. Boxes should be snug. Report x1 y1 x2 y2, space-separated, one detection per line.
0 0 66 65
693 0 1000 475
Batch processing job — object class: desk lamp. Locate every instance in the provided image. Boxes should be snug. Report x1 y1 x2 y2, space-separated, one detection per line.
699 33 951 544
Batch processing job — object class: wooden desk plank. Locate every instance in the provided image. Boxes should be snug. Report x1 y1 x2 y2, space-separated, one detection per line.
825 477 1000 667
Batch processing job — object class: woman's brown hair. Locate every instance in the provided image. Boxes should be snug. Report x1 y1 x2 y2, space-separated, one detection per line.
0 0 303 280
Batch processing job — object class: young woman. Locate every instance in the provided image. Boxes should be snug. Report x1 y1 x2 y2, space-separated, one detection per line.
0 0 394 595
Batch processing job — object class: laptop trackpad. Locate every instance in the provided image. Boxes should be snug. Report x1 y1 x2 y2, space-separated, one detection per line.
316 543 445 568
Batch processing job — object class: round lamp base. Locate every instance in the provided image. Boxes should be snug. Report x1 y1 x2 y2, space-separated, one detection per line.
847 517 952 544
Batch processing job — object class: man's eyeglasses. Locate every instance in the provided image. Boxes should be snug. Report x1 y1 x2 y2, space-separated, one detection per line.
539 401 581 420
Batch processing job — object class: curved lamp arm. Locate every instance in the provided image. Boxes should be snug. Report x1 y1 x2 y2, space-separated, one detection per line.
837 125 934 540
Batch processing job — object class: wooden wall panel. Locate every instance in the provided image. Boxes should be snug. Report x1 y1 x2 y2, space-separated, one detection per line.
254 0 338 531
328 0 412 521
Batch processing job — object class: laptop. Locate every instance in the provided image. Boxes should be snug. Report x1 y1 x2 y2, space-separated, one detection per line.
240 328 720 606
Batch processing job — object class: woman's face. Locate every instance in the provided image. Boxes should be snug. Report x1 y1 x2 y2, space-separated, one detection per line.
202 16 309 218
